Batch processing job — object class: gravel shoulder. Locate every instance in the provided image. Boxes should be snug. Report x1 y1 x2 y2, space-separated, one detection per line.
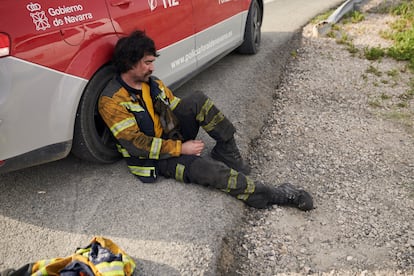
225 0 414 275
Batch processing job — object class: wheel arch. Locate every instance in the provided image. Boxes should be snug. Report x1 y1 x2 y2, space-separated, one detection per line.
63 33 122 163
65 33 119 80
64 33 120 142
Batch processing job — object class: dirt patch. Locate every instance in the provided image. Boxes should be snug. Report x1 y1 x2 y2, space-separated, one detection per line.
225 0 414 274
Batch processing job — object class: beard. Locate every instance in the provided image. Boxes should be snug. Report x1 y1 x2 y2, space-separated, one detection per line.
133 72 152 84
143 72 152 82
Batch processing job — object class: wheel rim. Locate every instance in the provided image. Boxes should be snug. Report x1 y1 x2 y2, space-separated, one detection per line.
252 2 261 47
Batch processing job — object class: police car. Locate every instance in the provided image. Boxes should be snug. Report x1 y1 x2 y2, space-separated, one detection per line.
0 0 263 173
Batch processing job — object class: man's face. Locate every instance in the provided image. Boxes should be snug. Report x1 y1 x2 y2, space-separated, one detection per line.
131 54 156 83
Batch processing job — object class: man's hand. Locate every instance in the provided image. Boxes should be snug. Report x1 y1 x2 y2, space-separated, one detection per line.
181 140 205 156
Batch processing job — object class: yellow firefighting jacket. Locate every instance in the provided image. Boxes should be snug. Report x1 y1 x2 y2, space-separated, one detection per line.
3 236 136 276
99 76 181 182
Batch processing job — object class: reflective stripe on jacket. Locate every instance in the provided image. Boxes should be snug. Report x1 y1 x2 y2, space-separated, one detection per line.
99 76 182 182
6 236 136 276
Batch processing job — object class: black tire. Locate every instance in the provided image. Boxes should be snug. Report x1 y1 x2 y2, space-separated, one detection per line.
238 0 262 54
71 65 121 163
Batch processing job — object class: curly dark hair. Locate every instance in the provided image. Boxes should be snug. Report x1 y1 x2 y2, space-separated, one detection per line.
112 30 159 73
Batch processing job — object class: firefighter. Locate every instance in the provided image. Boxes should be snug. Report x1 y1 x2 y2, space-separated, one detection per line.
98 30 314 211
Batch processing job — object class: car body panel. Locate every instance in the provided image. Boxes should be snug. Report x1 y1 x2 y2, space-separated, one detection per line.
0 56 86 160
2 1 112 72
0 0 259 173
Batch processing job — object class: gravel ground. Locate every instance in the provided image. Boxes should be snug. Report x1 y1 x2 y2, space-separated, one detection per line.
223 0 414 275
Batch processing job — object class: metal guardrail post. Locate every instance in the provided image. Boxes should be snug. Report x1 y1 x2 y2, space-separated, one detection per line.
313 0 364 37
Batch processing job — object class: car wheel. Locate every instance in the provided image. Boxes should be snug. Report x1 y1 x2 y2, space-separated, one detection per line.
72 65 121 163
238 0 262 54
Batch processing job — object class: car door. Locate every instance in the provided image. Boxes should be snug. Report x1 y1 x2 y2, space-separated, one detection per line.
146 0 196 87
105 0 148 35
12 0 111 72
106 0 196 87
192 0 244 68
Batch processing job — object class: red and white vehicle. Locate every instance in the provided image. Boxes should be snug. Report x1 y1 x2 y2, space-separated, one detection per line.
0 0 263 173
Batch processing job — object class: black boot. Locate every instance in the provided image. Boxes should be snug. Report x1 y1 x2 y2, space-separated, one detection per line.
211 137 251 175
271 183 314 211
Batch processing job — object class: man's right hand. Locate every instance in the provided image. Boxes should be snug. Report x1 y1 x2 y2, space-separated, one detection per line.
181 140 205 156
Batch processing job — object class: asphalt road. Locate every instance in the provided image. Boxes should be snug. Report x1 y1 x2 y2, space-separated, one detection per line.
0 0 344 274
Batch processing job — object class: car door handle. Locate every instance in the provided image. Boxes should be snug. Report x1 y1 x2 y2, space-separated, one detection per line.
110 0 132 7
